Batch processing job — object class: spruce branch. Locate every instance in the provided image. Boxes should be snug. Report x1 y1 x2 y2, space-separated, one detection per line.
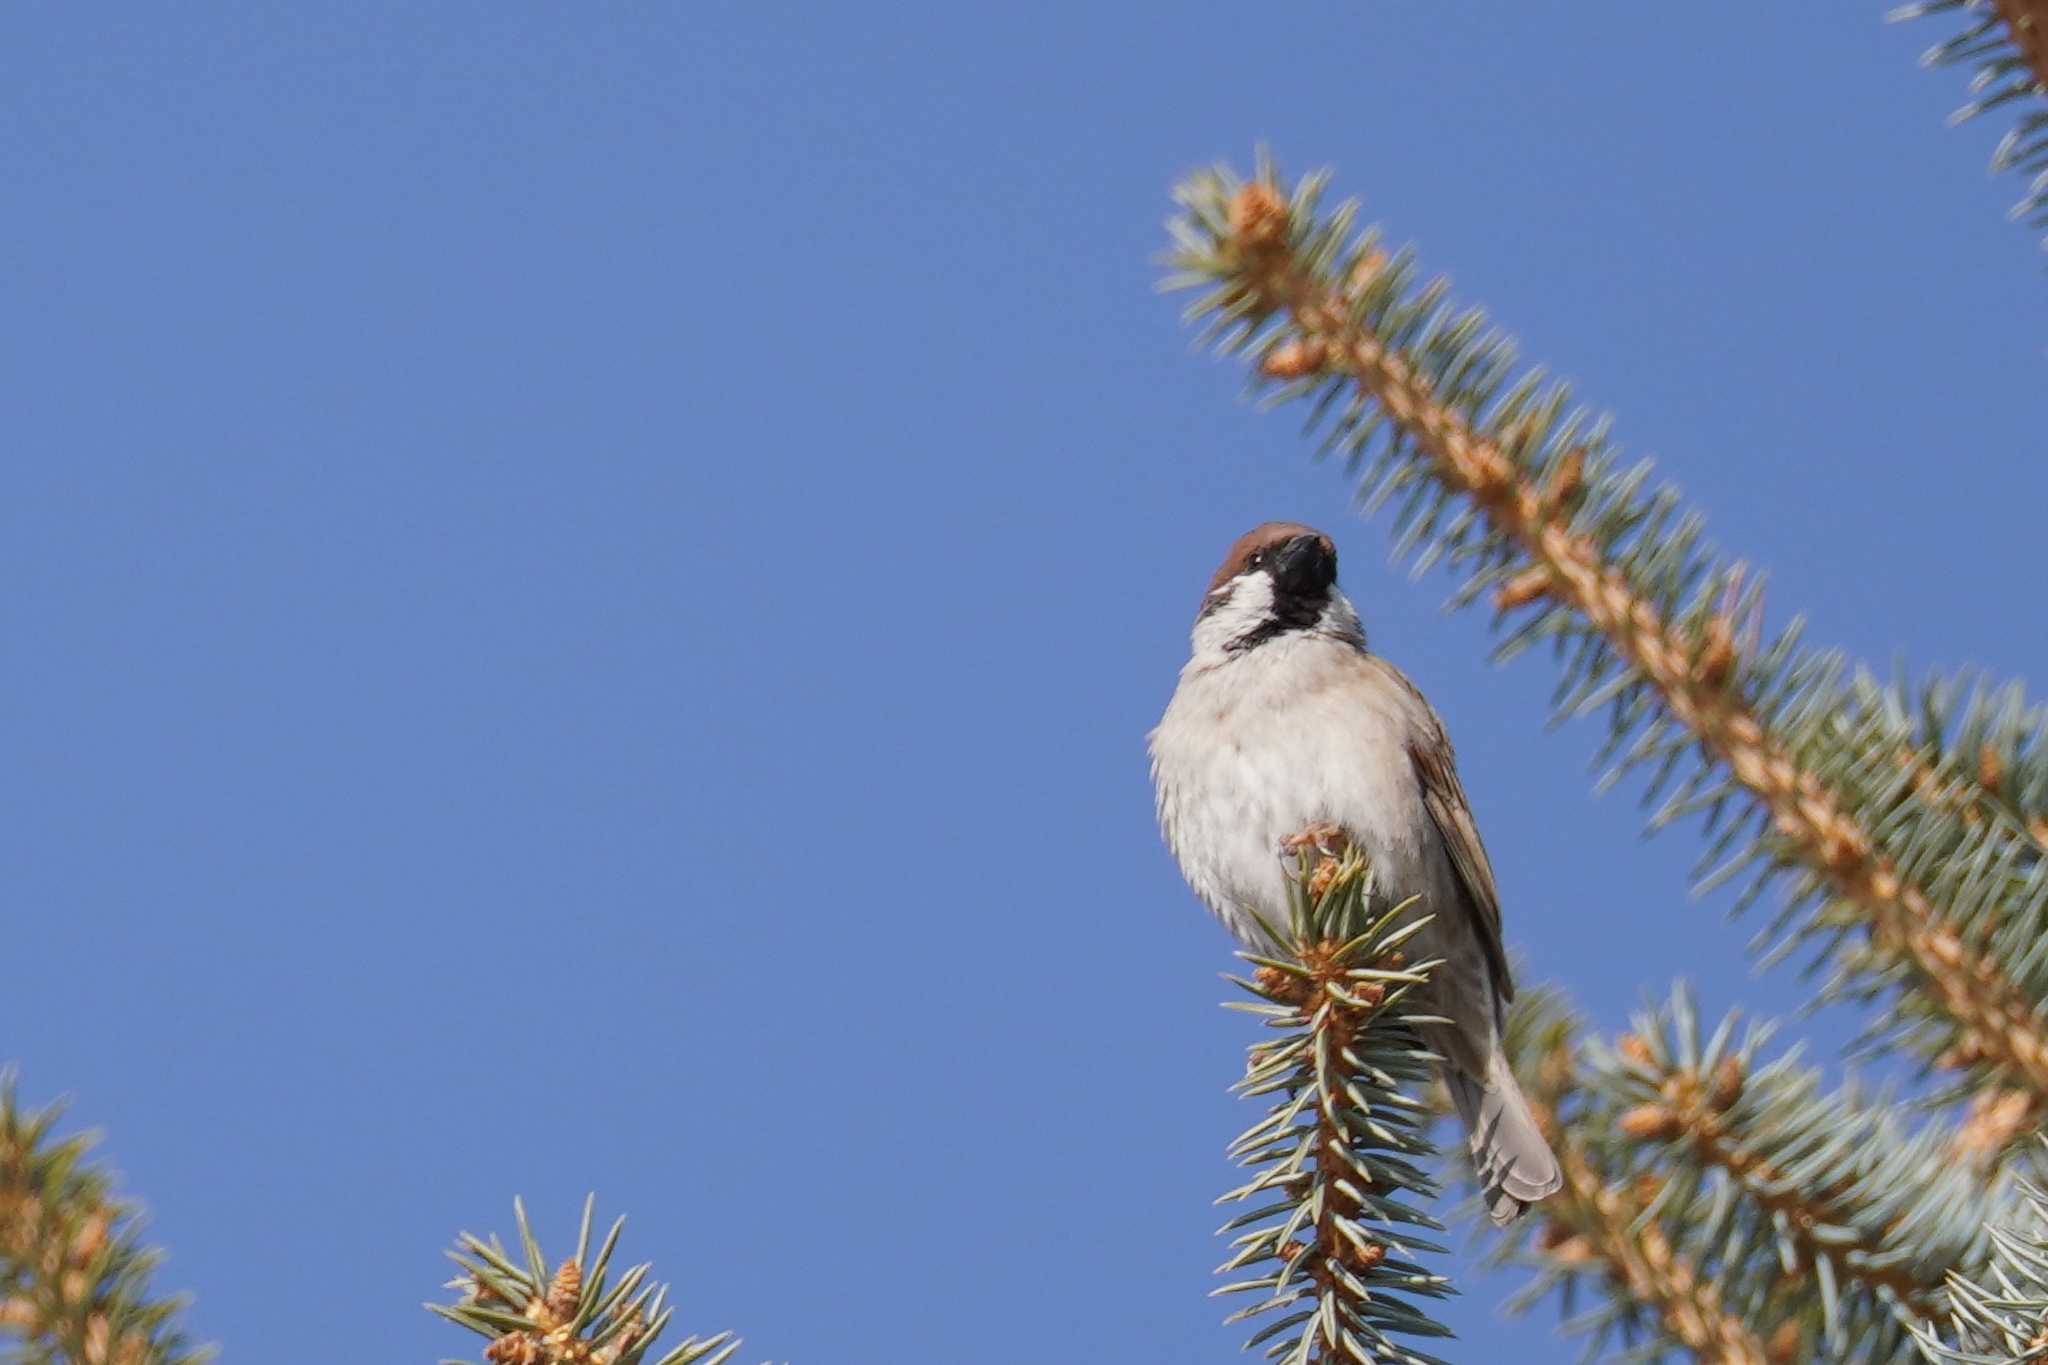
1895 0 2048 248
1588 986 2009 1353
1915 1159 2048 1364
0 1079 205 1365
1497 997 1773 1365
1544 1133 1773 1365
1161 158 2048 1113
1215 834 1454 1364
1870 671 2048 860
1495 986 2016 1361
430 1197 743 1365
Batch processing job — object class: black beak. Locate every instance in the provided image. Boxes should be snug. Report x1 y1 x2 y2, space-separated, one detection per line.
1271 534 1336 597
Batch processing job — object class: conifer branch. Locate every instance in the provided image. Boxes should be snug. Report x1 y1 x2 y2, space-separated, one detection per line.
1501 1003 1775 1364
1605 1040 1938 1313
1161 159 2048 1113
1876 672 2048 859
1915 1161 2048 1363
1487 986 2025 1361
1543 1135 1772 1365
430 1197 742 1365
1897 0 2048 248
0 1080 206 1365
1586 986 2011 1349
1215 836 1453 1364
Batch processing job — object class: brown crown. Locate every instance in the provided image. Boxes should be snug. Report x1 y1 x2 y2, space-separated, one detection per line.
1205 521 1335 599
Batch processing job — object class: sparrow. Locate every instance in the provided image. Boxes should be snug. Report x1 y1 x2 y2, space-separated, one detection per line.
1148 521 1561 1224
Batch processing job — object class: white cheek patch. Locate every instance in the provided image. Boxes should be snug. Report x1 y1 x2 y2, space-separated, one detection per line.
1316 593 1366 646
1191 574 1277 661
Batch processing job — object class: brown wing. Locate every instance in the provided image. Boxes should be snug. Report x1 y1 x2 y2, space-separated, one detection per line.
1405 716 1514 1002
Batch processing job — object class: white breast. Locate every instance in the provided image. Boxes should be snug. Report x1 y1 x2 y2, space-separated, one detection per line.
1149 634 1442 947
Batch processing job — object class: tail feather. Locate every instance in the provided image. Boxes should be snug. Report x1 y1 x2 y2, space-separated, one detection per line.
1446 1045 1562 1226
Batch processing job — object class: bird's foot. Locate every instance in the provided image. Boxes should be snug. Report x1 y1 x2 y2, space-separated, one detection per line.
1281 823 1350 898
1280 821 1348 859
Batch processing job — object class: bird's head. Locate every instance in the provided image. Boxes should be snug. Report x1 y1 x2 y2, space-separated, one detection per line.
1190 522 1362 661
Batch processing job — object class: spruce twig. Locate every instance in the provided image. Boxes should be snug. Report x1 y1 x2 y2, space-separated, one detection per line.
430 1198 742 1365
1215 836 1453 1364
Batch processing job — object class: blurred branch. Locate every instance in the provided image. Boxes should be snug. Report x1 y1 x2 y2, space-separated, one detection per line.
1541 1133 1770 1365
0 1078 206 1365
1898 0 2048 248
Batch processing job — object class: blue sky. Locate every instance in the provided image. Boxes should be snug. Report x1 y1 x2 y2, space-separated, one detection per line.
4 5 2042 1362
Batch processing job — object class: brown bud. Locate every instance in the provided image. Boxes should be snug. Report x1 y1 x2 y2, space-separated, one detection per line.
84 1314 111 1364
1617 1104 1681 1141
486 1333 543 1365
1259 338 1327 380
546 1259 582 1323
1937 1036 1991 1070
1541 448 1584 516
1254 964 1310 1007
1821 826 1865 872
1952 1087 2035 1159
1694 613 1737 690
1348 247 1390 293
1617 1034 1654 1067
1493 565 1554 612
598 1313 647 1365
1708 1056 1745 1111
1766 1320 1804 1365
69 1211 110 1266
1547 1233 1596 1265
1228 182 1290 252
1347 1240 1386 1271
1979 743 2006 794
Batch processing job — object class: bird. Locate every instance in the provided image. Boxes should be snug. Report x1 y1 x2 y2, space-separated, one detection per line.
1148 521 1561 1224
